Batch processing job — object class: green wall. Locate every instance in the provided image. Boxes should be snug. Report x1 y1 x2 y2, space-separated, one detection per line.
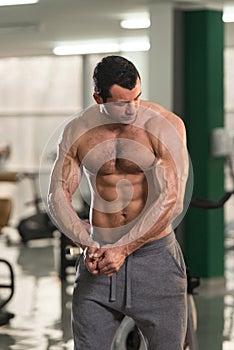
184 10 225 278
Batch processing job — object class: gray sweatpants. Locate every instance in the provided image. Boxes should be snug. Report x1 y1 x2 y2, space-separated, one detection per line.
72 232 187 350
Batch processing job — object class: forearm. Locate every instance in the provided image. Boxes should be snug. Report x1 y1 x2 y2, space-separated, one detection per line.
110 157 188 255
48 187 95 247
112 194 176 256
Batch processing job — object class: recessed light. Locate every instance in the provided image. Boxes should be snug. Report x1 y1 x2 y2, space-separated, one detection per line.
223 6 234 23
53 38 150 56
120 18 151 29
53 41 120 56
120 40 150 52
0 0 39 6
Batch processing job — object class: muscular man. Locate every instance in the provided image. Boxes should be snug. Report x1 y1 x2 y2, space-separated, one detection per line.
48 56 189 349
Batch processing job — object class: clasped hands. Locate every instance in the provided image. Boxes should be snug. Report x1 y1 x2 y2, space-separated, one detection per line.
84 245 128 277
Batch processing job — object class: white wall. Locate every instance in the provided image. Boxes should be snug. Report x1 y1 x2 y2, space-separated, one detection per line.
0 56 82 222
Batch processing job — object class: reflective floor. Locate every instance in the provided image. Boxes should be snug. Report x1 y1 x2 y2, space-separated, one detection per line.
0 230 74 350
194 226 234 350
0 226 234 350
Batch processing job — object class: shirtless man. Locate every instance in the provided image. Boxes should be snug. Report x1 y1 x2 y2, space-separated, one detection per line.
48 56 189 350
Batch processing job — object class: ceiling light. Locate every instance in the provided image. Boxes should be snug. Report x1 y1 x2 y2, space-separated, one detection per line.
120 40 150 52
223 6 234 23
0 0 38 6
53 41 120 56
53 38 150 56
120 18 151 29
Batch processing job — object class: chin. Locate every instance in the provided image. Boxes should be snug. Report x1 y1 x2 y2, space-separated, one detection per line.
121 115 137 124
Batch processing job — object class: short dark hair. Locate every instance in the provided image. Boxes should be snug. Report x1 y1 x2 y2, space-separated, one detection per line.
93 55 141 102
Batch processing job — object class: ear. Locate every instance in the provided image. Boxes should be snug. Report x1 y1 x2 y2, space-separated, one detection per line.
93 93 103 104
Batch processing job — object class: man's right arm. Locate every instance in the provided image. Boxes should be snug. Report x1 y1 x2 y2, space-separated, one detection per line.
47 119 98 250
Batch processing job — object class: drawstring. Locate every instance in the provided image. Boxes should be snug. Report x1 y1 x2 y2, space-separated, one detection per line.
125 254 132 309
109 255 132 309
110 274 117 302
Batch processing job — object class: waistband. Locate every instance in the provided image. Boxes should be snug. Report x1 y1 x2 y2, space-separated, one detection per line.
91 230 175 250
132 231 175 255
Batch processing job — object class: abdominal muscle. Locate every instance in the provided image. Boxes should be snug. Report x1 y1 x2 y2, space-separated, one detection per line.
88 170 153 243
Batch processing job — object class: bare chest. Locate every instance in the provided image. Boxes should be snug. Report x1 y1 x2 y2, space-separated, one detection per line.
78 127 156 175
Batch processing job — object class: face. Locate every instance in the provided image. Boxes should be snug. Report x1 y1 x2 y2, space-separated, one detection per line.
94 78 142 124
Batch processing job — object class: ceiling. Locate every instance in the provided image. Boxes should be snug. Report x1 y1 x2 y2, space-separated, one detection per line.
0 0 233 58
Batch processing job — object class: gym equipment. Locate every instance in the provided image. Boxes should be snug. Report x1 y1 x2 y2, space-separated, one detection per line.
16 172 56 243
112 316 148 350
0 171 56 243
0 259 14 326
0 193 15 326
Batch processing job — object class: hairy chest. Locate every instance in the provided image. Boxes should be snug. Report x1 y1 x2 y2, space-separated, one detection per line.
78 127 156 175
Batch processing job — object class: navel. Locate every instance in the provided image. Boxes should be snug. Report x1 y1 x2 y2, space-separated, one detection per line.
120 211 128 224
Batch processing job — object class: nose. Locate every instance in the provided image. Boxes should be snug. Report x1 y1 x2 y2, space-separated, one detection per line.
126 102 136 115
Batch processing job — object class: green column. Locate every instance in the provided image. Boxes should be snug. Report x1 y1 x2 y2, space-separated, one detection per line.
184 10 225 278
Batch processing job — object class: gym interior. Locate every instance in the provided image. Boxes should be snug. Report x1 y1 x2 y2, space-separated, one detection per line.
0 1 234 349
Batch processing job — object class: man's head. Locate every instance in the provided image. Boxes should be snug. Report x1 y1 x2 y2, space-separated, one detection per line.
93 55 141 103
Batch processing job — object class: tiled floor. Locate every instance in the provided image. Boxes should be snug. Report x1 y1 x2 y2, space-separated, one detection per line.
0 226 234 350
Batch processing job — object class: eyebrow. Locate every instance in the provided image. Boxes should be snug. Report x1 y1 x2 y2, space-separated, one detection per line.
134 91 142 100
119 91 142 103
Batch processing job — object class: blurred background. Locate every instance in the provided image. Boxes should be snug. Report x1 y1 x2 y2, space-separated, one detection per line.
0 0 234 349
